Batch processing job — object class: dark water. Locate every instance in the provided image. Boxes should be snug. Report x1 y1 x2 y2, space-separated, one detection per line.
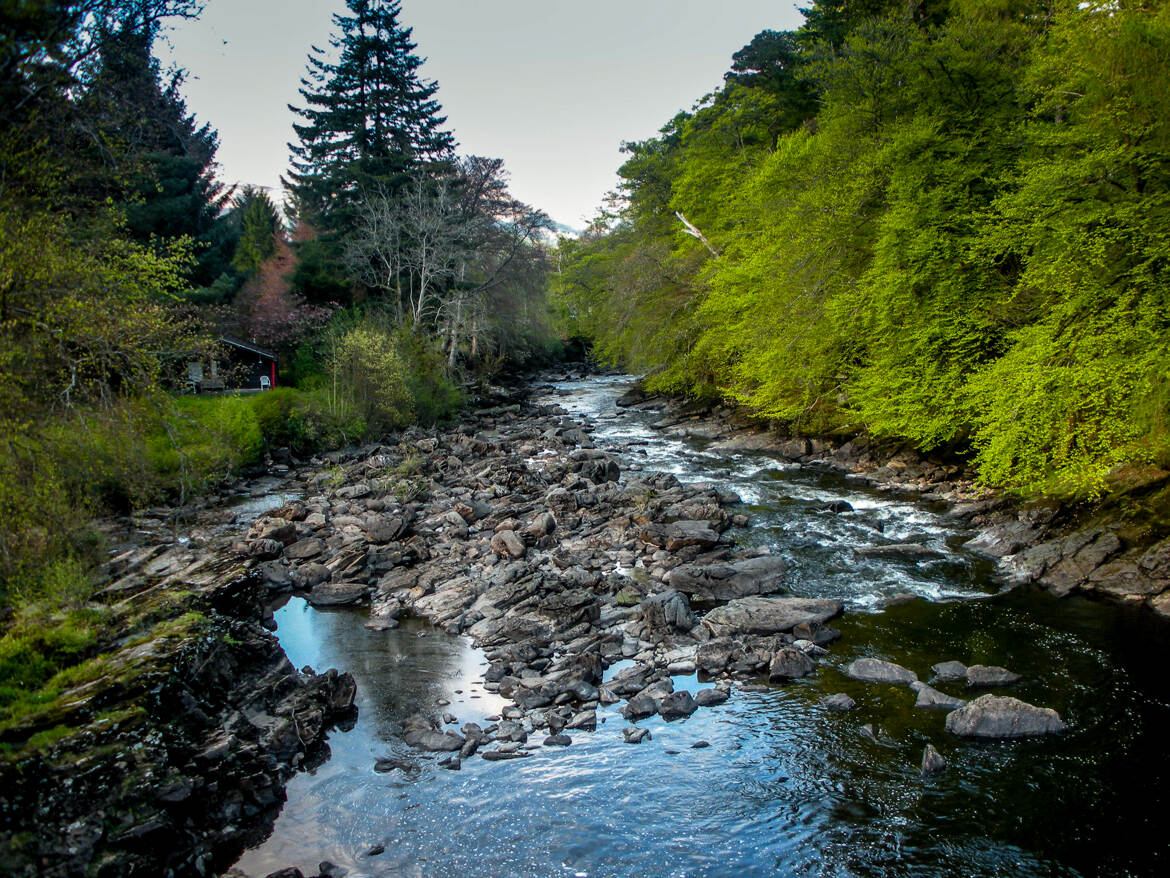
232 376 1170 878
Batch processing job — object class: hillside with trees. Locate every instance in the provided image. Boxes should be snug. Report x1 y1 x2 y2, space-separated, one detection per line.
0 0 558 731
553 0 1170 500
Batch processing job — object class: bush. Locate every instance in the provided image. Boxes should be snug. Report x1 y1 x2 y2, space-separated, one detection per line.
250 386 364 454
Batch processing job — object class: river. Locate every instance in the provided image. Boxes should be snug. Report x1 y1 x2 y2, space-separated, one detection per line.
231 375 1170 878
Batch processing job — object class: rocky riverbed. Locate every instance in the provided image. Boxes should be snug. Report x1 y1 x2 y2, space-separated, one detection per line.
5 370 1170 878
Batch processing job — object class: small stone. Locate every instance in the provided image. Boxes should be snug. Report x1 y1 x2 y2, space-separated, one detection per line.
543 734 572 747
623 727 651 744
691 740 710 749
913 684 968 711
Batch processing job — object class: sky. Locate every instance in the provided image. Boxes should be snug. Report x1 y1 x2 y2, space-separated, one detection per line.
160 0 805 231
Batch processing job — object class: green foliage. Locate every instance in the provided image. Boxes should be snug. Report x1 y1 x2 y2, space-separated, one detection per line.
556 0 1170 497
250 387 364 454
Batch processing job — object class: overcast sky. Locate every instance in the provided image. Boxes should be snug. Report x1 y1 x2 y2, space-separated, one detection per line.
160 0 805 230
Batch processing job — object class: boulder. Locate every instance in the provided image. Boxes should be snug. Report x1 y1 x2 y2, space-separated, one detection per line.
640 521 721 552
659 690 698 720
695 639 742 675
284 537 326 560
291 562 331 589
307 581 367 607
702 596 842 638
944 695 1067 738
930 660 968 682
623 727 651 744
846 658 918 685
694 687 729 707
667 555 788 601
403 729 465 752
490 530 526 559
921 744 947 775
768 647 816 681
641 590 698 636
821 693 856 711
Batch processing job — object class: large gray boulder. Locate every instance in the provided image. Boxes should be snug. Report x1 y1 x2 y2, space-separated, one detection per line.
846 658 919 685
768 647 816 681
944 695 1067 738
667 556 788 601
702 596 842 638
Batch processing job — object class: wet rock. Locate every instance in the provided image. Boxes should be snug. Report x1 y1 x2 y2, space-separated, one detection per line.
667 555 788 601
694 687 729 707
623 727 652 744
945 695 1067 738
641 589 698 636
691 740 711 749
702 596 842 638
565 709 597 731
249 538 284 560
846 658 919 685
912 682 968 710
921 744 948 775
403 728 466 752
966 665 1021 688
931 660 968 682
543 734 572 746
537 589 600 628
659 690 698 720
622 694 658 721
696 638 741 675
768 647 816 681
821 693 856 711
482 749 531 761
819 500 854 514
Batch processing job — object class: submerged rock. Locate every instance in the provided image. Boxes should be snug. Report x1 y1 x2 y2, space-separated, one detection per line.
846 658 919 685
821 693 856 711
912 682 967 710
945 695 1067 738
930 660 968 682
623 727 652 744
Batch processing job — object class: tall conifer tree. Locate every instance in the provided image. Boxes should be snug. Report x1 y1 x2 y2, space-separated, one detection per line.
286 0 454 234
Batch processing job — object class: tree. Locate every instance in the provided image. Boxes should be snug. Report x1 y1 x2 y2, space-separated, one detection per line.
285 0 454 235
231 187 281 275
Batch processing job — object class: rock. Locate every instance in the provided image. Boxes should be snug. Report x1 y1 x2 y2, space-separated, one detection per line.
694 688 729 707
543 734 572 746
819 500 854 514
930 660 968 682
403 729 466 752
821 693 856 711
641 589 698 636
696 639 741 675
702 596 842 638
768 647 816 681
966 665 1021 687
284 537 326 560
306 581 367 607
659 690 698 720
537 590 600 628
565 709 597 731
640 521 721 552
667 555 789 601
248 538 283 560
490 529 526 559
291 562 331 589
622 694 658 721
944 695 1067 738
482 749 531 761
912 683 967 710
921 744 948 775
264 870 305 878
846 658 918 685
525 512 557 538
623 727 651 744
691 740 710 749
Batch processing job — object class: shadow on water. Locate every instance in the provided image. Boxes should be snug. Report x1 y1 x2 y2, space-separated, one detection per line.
232 376 1170 878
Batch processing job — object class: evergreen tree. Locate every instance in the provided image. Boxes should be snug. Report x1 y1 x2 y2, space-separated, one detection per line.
286 0 454 234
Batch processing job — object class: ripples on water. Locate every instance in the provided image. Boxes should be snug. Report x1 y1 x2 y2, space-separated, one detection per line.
232 375 1170 878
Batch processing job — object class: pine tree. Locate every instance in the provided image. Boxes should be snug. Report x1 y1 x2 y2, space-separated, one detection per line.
286 0 454 234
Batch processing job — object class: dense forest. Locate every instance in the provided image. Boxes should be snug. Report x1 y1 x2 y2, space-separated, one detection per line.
0 0 557 685
553 0 1170 499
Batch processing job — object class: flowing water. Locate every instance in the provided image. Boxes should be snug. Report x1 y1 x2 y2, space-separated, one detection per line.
232 376 1170 878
